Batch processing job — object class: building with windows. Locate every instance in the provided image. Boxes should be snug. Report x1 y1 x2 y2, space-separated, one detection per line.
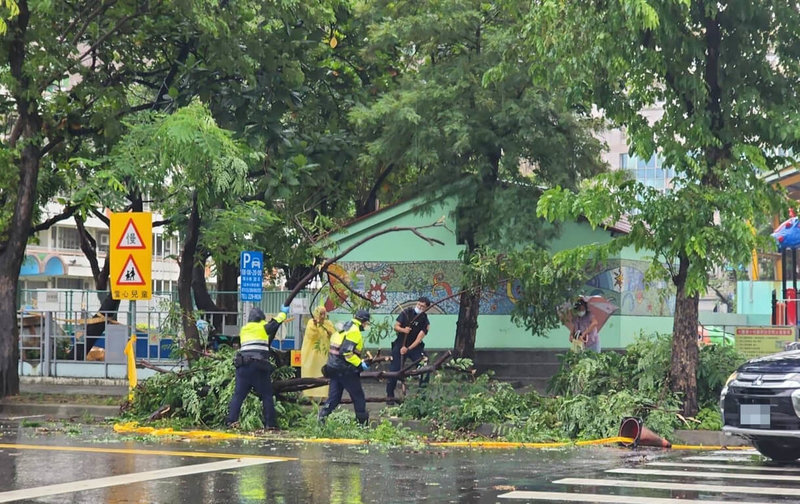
599 106 676 193
19 201 182 310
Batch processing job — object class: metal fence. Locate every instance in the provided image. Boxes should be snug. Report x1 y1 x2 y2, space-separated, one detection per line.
17 289 311 317
17 290 313 379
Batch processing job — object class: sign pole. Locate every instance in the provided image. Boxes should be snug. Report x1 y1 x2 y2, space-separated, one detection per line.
125 299 138 400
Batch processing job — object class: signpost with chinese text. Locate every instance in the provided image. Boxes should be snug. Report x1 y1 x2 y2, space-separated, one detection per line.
735 326 797 359
240 251 263 302
110 212 152 300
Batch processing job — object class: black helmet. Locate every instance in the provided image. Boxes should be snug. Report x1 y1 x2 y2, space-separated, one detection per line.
354 309 370 323
248 307 266 322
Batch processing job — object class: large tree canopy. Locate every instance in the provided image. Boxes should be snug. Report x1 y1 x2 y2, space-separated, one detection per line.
0 0 349 391
351 0 606 358
529 0 800 415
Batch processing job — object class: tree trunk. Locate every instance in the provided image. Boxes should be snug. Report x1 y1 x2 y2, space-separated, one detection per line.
0 275 21 398
454 288 480 360
192 252 230 337
0 148 39 396
669 254 699 417
1 1 38 397
191 252 217 312
74 215 119 357
452 152 499 362
216 261 239 326
178 192 202 361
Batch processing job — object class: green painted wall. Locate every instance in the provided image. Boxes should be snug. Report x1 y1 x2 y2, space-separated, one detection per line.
327 197 674 350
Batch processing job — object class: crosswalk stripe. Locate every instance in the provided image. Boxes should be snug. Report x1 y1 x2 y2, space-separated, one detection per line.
555 477 800 497
0 458 277 502
710 449 758 455
498 490 770 503
683 455 762 462
647 461 800 473
608 467 800 482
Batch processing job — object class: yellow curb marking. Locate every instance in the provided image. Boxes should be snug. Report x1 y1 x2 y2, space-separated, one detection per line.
0 443 294 461
114 421 258 441
112 422 753 451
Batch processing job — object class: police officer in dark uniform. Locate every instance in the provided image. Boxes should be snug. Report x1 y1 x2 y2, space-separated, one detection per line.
386 296 431 404
225 305 289 429
318 309 371 425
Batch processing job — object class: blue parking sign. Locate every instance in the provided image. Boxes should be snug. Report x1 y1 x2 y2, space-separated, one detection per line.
240 251 263 301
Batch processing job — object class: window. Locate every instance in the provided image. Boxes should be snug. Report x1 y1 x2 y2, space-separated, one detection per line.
620 153 673 193
153 233 177 259
153 280 175 294
153 234 163 257
97 231 109 253
51 226 81 250
55 278 85 289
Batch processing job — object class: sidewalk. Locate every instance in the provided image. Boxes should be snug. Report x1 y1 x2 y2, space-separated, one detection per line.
0 377 751 448
0 377 127 419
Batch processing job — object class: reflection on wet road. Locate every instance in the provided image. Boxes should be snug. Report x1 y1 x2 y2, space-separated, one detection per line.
0 420 795 503
500 449 800 503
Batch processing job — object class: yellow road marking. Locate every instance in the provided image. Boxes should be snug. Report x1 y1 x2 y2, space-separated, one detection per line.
0 443 294 461
0 459 276 503
112 422 754 451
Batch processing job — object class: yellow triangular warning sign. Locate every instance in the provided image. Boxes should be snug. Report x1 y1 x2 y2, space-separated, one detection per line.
116 219 146 249
116 255 146 285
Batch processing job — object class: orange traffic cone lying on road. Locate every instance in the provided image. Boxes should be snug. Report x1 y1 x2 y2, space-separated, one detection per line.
618 416 671 448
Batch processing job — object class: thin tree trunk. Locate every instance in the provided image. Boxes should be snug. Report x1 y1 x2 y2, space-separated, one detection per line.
216 261 239 326
74 215 119 357
178 192 201 361
669 254 699 417
191 252 217 312
454 288 480 360
192 251 227 336
452 152 499 361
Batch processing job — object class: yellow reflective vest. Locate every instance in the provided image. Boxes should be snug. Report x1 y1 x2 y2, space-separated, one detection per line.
240 312 287 352
327 319 364 371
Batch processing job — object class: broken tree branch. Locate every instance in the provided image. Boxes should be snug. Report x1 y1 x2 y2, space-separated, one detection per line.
272 350 454 396
324 269 374 305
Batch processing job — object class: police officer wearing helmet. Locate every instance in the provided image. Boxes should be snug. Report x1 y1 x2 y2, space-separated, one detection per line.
225 305 290 429
318 309 371 425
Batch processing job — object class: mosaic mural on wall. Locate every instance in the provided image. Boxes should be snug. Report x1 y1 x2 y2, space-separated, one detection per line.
323 261 521 315
584 259 676 317
323 259 675 317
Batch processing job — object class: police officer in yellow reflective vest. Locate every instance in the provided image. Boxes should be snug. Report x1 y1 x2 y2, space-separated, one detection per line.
226 305 289 429
318 309 371 425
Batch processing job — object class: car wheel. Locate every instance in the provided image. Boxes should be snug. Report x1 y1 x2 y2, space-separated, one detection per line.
752 437 800 462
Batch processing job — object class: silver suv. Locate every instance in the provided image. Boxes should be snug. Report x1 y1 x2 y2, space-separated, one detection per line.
720 350 800 462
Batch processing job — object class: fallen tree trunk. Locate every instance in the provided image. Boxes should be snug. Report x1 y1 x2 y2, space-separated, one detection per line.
273 350 454 395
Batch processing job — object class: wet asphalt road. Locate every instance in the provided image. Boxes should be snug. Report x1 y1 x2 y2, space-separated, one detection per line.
0 419 797 503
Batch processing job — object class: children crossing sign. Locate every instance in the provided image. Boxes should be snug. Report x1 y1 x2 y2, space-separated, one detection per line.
110 212 152 300
117 256 146 285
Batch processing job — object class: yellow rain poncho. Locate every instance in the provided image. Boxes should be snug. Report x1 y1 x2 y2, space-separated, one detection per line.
301 306 335 398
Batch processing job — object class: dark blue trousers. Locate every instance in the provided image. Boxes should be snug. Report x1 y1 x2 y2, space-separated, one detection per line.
386 341 425 398
319 372 368 424
226 361 277 428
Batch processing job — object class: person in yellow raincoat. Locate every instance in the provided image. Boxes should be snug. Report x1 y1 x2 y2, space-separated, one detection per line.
301 306 335 399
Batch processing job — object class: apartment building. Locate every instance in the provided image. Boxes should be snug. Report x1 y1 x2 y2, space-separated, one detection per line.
19 201 183 312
